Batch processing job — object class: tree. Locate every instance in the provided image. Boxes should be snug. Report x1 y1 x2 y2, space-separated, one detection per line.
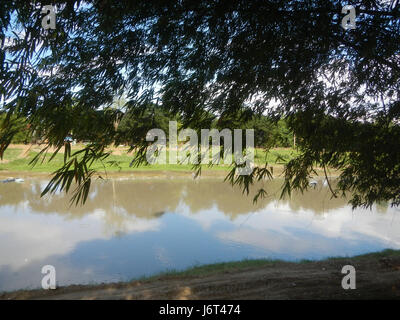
1 0 399 207
0 112 32 144
116 103 177 144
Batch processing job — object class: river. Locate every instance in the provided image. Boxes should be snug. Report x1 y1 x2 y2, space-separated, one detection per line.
0 175 399 292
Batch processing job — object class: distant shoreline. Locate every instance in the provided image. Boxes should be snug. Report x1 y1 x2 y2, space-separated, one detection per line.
0 168 340 181
0 144 342 178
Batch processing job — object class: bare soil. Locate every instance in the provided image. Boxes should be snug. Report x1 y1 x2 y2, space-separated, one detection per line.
2 251 400 300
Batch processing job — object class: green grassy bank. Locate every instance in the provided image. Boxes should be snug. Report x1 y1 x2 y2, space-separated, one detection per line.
0 146 297 173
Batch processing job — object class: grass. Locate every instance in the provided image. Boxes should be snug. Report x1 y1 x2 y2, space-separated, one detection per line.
139 259 282 281
0 148 23 161
0 145 298 173
136 248 400 282
254 147 297 164
325 248 400 262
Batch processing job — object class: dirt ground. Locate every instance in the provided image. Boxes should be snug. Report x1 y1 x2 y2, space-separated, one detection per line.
2 251 400 300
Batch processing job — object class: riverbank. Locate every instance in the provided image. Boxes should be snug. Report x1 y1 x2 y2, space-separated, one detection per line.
0 144 297 173
0 144 340 178
2 249 400 300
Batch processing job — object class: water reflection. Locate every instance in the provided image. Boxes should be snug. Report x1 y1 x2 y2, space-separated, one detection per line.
0 177 398 292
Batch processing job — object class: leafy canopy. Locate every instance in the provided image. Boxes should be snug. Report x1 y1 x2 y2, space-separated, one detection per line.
1 0 400 207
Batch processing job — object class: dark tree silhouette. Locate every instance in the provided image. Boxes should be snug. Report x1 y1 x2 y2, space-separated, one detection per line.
1 0 399 207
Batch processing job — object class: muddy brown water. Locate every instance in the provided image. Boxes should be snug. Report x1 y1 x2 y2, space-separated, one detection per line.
0 175 399 292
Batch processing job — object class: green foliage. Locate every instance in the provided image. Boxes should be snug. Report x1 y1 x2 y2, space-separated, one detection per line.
1 1 399 206
37 144 106 206
246 117 293 148
0 113 31 145
116 103 177 143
